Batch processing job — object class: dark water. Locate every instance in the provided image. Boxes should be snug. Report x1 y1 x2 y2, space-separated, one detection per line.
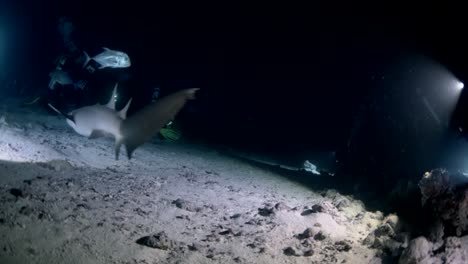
2 1 468 204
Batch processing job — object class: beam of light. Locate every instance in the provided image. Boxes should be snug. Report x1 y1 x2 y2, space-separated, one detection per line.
0 20 12 74
422 96 441 126
433 77 468 174
434 78 466 126
0 26 4 66
446 79 465 119
0 115 63 163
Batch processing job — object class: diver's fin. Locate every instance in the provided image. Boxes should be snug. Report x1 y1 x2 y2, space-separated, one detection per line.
89 129 107 139
47 103 75 123
22 96 41 106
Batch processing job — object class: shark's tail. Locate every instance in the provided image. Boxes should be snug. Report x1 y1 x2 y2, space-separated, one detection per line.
115 87 200 160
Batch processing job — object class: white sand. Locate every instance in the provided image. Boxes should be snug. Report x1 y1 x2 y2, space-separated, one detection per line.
0 98 387 263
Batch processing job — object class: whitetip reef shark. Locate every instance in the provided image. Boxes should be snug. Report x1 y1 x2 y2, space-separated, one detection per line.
48 84 200 160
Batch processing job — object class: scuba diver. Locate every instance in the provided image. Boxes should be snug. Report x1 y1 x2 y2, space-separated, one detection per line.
39 16 132 112
23 16 91 109
33 15 181 141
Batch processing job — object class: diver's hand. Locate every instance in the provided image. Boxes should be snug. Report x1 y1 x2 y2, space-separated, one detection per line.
75 80 87 90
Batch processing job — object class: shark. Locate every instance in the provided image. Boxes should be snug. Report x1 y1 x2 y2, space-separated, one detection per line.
48 85 200 160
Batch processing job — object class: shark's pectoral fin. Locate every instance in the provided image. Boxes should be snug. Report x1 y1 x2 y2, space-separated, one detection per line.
66 114 75 124
115 138 123 160
89 130 107 139
126 144 137 160
114 139 136 161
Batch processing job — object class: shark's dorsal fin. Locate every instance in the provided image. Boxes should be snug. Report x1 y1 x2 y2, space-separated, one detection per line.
105 83 118 110
103 47 111 51
118 98 132 119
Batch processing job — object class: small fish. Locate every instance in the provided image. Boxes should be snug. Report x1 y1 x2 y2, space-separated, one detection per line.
48 70 74 90
83 47 131 69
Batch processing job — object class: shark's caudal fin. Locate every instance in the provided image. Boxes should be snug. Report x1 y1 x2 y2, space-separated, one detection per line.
114 88 200 160
48 103 75 123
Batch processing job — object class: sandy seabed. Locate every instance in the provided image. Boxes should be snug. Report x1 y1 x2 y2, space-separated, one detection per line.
0 98 394 264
